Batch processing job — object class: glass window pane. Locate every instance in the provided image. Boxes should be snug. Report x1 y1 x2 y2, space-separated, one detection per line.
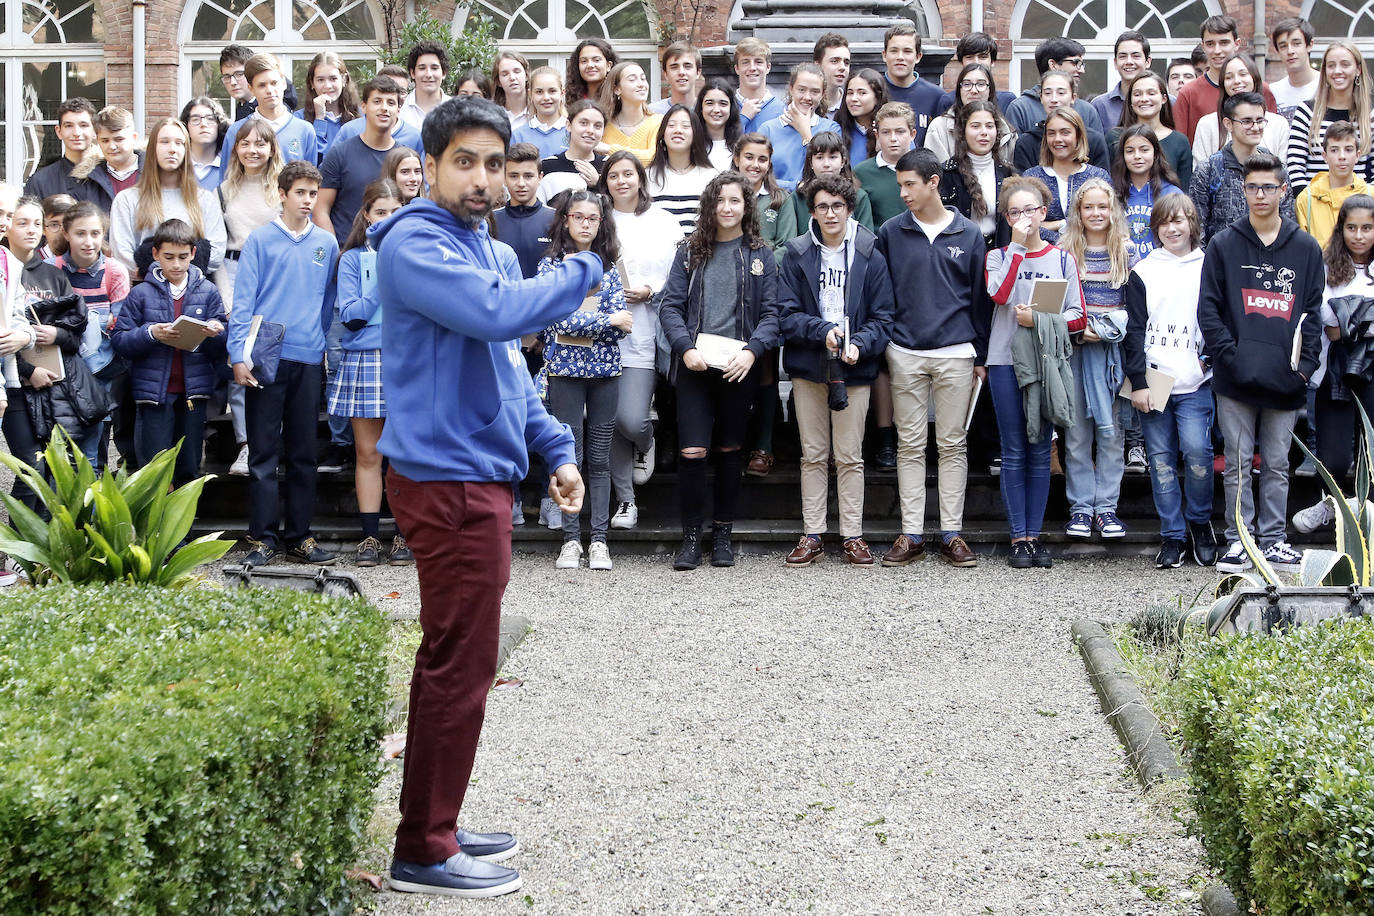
57 1 104 42
67 60 105 106
189 58 237 110
24 62 64 122
237 0 274 40
602 0 649 39
321 0 380 40
191 0 259 42
1021 1 1068 40
1307 2 1349 36
507 0 548 40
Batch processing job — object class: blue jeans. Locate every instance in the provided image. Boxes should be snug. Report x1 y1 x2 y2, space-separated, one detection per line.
1064 347 1125 517
987 364 1052 539
1139 385 1215 540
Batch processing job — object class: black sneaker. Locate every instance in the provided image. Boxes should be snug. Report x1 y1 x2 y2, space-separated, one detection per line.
317 444 352 474
389 535 414 566
243 538 277 568
356 536 382 567
287 537 337 565
1030 538 1053 568
1155 538 1186 569
1188 521 1218 567
1007 540 1034 568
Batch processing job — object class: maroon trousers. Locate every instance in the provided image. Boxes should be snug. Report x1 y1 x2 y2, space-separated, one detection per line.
388 471 513 864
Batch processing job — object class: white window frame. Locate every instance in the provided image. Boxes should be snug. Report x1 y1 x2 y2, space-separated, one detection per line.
4 0 104 183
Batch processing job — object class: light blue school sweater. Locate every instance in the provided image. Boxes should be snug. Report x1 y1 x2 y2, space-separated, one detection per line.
511 120 570 159
336 246 382 351
221 114 318 170
758 114 841 191
228 220 339 365
295 109 346 163
739 94 783 135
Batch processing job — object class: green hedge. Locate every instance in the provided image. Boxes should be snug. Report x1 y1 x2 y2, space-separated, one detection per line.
0 584 387 915
1173 619 1374 913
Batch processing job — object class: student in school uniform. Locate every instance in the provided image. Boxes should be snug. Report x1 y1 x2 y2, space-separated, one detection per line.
733 38 782 134
228 160 339 568
492 143 555 280
537 100 606 204
183 96 231 191
111 218 227 486
296 51 360 163
511 66 569 158
220 54 318 169
380 146 424 205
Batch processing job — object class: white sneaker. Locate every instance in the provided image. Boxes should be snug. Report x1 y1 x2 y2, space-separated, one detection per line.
632 439 655 485
1293 497 1336 533
1262 541 1302 569
587 541 612 570
1216 542 1252 573
229 444 250 477
610 501 638 529
555 540 582 569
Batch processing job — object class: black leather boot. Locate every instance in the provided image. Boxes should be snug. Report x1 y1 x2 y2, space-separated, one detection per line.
674 525 702 570
710 522 735 567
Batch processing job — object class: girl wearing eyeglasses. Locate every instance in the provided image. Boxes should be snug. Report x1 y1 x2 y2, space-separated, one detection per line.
923 63 1014 165
537 190 632 571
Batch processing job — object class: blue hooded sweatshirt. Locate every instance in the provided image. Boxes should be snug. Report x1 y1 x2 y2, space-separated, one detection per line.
368 199 602 483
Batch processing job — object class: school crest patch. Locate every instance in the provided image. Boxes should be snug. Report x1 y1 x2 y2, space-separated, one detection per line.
313 246 327 266
750 258 764 276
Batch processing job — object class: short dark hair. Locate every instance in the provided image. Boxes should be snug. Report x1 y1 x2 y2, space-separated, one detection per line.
151 218 198 251
1201 15 1238 40
1114 30 1151 58
507 142 541 165
219 44 252 68
566 98 606 125
895 147 941 183
378 64 408 83
420 96 512 162
360 75 403 104
812 33 848 62
1243 151 1286 183
883 22 920 55
1168 57 1195 74
57 97 96 124
62 200 103 231
1191 45 1208 68
407 40 450 75
1036 38 1086 76
1222 90 1265 121
955 32 998 62
278 160 322 192
1270 17 1313 49
806 173 856 211
1325 120 1359 147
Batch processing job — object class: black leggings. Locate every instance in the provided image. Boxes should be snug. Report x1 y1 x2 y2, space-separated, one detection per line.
675 366 760 529
1315 375 1374 480
2 389 45 512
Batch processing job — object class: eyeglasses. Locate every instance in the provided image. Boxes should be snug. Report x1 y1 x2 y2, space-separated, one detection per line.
186 114 216 125
959 80 990 91
1006 206 1045 220
220 69 246 84
813 202 850 214
568 213 602 224
1231 116 1268 129
1243 183 1283 196
1059 57 1084 68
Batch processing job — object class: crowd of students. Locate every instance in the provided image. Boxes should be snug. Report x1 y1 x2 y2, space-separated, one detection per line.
2 14 1372 582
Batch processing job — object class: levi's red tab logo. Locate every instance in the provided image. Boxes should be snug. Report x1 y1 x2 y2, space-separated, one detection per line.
1243 288 1294 318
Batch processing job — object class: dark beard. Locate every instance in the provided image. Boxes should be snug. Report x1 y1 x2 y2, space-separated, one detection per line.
435 191 490 229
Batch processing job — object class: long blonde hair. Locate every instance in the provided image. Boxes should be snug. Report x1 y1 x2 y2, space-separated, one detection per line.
219 118 284 209
1060 178 1131 288
1308 40 1372 157
133 118 205 236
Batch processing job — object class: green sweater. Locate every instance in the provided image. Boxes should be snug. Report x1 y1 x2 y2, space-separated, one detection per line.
853 157 905 229
756 193 798 255
786 188 875 245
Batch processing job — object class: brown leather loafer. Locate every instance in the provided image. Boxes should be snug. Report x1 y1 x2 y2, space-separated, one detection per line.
842 537 875 566
880 534 924 566
746 450 774 477
939 535 978 568
785 535 823 567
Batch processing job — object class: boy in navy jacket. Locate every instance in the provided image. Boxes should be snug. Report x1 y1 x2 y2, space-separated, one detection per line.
228 160 339 567
111 219 226 486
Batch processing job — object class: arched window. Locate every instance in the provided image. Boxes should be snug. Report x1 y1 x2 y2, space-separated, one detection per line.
179 0 383 115
1 0 104 182
1300 0 1374 72
1010 0 1221 97
453 0 660 97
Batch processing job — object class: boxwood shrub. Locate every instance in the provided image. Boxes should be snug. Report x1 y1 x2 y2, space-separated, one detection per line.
1173 618 1374 913
0 584 387 915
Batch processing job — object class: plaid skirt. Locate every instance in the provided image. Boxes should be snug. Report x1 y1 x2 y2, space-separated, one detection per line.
327 348 386 418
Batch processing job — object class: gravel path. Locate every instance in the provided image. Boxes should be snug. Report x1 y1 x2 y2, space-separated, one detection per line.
355 549 1214 915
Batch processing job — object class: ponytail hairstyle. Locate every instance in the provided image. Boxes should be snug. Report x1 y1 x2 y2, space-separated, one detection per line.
341 178 402 253
952 101 1005 221
732 133 787 212
1060 177 1132 287
1324 193 1374 288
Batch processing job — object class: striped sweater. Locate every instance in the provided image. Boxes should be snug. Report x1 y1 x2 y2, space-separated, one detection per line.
1285 102 1374 196
54 253 130 374
648 165 716 235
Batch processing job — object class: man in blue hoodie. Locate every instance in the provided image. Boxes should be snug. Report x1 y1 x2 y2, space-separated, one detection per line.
372 96 597 900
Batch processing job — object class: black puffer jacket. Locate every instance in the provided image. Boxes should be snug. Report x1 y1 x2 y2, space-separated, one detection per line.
14 257 106 439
